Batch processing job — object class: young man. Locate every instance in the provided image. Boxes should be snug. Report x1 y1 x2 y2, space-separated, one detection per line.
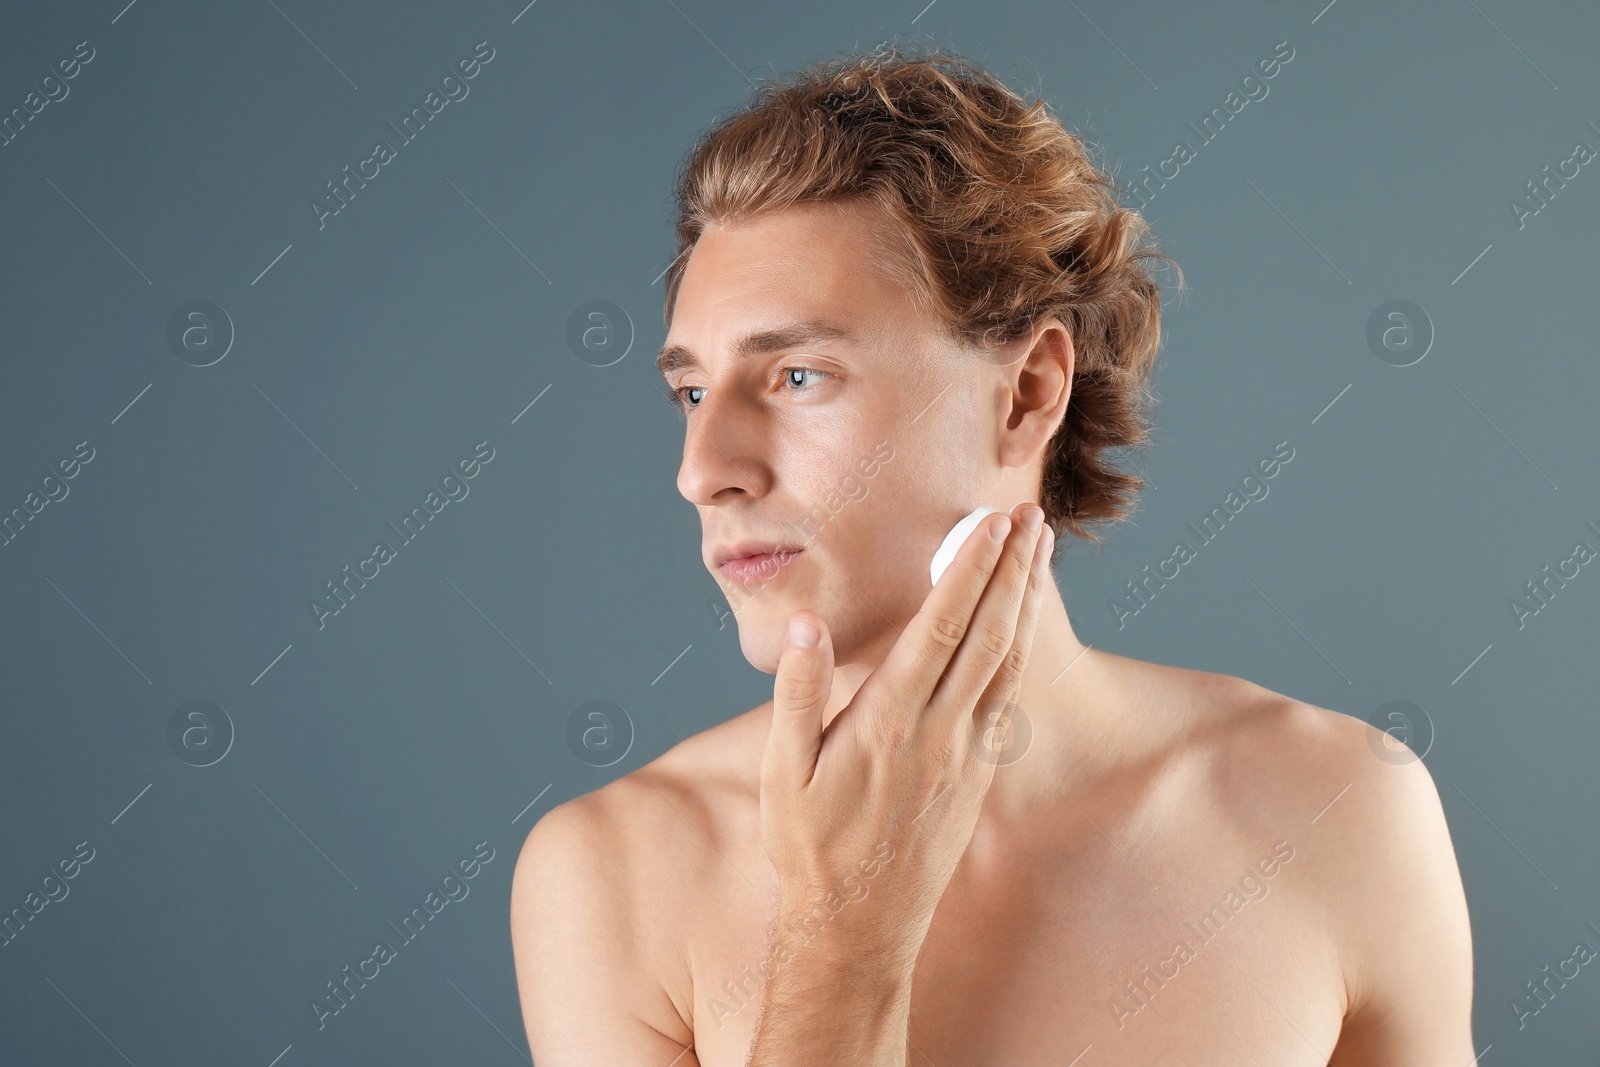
511 47 1474 1065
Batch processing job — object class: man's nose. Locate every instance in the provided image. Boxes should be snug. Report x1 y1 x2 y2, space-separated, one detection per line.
675 389 770 505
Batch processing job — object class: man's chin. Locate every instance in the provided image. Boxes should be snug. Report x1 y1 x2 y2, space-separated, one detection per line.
736 622 787 675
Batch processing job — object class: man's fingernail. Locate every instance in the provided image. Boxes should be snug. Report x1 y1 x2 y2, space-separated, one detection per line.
788 618 819 648
1034 523 1054 562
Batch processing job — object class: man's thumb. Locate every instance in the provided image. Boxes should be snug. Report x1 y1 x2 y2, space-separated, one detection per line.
767 611 833 784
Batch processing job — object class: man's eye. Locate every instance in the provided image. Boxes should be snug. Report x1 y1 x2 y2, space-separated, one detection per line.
667 367 831 413
669 385 706 410
782 367 832 391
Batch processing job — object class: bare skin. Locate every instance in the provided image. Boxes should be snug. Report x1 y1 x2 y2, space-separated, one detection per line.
510 200 1475 1066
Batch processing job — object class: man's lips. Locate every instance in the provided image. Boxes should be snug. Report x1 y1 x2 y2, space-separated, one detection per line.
718 548 804 584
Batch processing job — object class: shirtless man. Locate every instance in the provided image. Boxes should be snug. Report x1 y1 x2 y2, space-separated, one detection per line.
510 49 1474 1065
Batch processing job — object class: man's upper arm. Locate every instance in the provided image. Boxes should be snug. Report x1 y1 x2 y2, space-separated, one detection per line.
510 795 699 1067
1328 729 1475 1064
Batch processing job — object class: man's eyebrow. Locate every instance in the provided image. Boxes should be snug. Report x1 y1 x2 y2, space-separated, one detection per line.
657 320 860 378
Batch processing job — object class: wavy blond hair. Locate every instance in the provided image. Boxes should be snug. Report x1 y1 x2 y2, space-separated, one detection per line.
664 43 1181 545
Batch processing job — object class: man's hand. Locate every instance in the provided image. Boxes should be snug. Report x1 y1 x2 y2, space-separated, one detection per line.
744 501 1052 1064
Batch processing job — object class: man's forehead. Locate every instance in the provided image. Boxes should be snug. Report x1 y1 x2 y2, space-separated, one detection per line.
661 213 910 374
694 201 911 298
692 210 880 293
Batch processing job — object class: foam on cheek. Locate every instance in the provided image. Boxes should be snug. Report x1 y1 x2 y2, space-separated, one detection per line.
929 506 1003 587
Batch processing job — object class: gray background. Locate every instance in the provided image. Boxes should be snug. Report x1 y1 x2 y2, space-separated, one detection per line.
1 0 1596 1063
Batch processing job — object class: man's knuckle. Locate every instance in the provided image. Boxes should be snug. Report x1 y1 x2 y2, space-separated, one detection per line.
979 623 1013 660
778 674 824 706
930 613 967 648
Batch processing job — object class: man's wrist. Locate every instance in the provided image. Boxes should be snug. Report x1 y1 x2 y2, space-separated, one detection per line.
769 898 923 988
757 922 918 1029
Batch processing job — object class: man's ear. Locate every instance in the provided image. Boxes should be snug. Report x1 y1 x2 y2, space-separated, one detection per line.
997 317 1074 469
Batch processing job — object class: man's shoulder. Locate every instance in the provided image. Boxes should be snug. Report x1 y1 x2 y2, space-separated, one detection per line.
1140 665 1472 1048
512 702 770 905
1196 672 1440 824
1167 666 1463 953
583 700 767 826
508 703 773 1045
1195 673 1433 827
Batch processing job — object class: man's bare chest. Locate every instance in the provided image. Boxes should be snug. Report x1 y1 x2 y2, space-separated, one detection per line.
684 827 1346 1066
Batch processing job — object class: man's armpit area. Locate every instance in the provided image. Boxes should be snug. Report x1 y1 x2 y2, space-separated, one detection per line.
510 796 699 1067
